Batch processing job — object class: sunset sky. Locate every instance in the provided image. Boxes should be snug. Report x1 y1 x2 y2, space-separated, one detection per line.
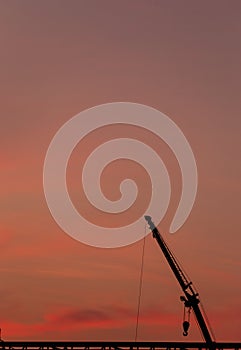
1 0 241 342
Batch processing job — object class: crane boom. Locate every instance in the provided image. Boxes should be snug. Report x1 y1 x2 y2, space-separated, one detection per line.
144 215 213 346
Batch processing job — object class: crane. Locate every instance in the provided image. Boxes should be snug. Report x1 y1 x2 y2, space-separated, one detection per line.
144 215 214 347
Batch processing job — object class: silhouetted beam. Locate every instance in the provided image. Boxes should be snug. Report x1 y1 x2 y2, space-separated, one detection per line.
0 342 240 350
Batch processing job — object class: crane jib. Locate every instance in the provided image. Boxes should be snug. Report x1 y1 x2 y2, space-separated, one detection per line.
144 216 214 345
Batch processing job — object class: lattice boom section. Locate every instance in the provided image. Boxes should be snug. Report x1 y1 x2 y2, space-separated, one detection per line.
0 342 240 350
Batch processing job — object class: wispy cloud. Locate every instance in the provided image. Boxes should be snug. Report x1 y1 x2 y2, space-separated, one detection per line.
1 305 178 340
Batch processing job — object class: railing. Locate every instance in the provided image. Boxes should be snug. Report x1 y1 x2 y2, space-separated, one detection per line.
0 342 240 350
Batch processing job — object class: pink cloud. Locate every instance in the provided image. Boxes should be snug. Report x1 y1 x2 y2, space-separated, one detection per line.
0 305 179 340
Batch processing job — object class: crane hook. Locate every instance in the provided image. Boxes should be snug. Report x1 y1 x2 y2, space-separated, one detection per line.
183 320 190 336
182 301 191 337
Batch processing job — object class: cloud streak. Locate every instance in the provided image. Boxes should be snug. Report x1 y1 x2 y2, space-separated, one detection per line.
0 305 179 340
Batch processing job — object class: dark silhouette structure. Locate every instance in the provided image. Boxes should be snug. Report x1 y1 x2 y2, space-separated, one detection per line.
144 216 213 345
0 341 240 350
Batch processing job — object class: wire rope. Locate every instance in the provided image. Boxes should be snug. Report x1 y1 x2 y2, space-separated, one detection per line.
135 224 146 341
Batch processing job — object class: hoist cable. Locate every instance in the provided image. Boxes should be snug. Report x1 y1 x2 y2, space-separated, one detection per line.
134 224 146 341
